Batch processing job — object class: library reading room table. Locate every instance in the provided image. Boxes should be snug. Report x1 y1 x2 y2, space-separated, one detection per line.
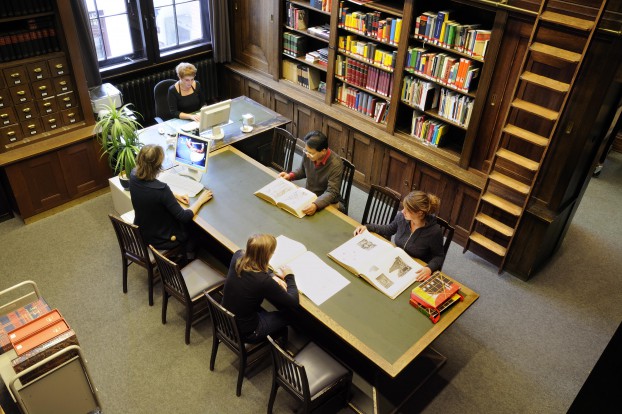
191 146 479 413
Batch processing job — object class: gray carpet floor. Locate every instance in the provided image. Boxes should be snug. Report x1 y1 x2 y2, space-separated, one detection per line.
0 151 621 413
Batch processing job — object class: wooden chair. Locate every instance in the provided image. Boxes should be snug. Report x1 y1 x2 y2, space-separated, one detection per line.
436 217 455 269
109 214 182 306
205 293 283 397
267 336 352 414
361 185 402 227
153 79 176 123
270 127 297 173
339 157 355 215
150 247 225 344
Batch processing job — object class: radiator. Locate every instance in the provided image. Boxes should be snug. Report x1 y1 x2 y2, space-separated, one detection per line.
113 58 217 126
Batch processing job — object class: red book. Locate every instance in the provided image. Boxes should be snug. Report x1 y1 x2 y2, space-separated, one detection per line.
410 271 461 309
13 319 70 356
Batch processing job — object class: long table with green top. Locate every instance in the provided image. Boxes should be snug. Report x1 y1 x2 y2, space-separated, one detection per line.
194 146 479 412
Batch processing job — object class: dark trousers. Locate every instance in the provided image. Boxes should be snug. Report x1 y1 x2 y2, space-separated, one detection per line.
244 310 288 344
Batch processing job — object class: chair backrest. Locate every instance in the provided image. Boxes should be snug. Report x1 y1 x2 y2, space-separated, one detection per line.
436 217 454 256
154 79 176 122
205 293 244 352
108 214 151 267
149 246 190 303
361 185 402 226
267 336 310 402
270 128 297 173
339 157 355 215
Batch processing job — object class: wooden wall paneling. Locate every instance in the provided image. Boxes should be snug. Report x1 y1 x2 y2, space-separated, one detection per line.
224 71 246 99
230 0 277 77
412 163 452 219
449 183 480 246
58 140 107 198
272 92 295 134
469 17 533 173
4 153 68 218
348 130 377 186
244 79 272 108
292 104 322 146
323 118 349 159
378 147 414 198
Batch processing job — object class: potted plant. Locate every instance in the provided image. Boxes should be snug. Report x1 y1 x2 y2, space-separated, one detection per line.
95 101 143 189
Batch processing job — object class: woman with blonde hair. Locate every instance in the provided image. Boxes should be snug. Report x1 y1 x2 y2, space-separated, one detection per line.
167 62 206 121
129 144 212 253
354 190 445 281
222 234 299 343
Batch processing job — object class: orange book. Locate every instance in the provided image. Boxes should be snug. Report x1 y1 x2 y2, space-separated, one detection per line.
13 319 70 356
8 309 63 345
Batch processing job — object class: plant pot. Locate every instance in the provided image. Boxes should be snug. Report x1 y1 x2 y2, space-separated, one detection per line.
119 173 130 191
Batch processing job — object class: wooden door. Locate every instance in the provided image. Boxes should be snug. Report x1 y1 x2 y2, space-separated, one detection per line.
412 163 452 219
58 140 107 198
272 92 294 133
223 71 245 99
323 118 349 159
244 79 271 108
292 104 321 146
378 148 414 198
348 130 377 186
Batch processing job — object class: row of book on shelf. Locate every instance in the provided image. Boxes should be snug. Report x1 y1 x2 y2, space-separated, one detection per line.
308 24 331 40
253 180 464 322
283 32 308 57
305 48 329 67
0 0 54 17
285 3 311 31
0 17 60 63
282 59 323 92
406 47 480 92
339 35 397 70
438 89 474 128
335 56 394 98
335 83 389 123
414 10 491 58
411 114 448 148
339 2 403 46
309 0 333 12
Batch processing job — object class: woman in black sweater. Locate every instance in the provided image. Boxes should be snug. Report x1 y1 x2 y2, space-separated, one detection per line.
222 234 299 343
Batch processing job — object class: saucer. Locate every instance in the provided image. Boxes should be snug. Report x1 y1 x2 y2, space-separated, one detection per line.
241 125 254 133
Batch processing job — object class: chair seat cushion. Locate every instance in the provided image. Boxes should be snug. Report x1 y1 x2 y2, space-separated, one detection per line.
295 342 350 397
182 259 225 299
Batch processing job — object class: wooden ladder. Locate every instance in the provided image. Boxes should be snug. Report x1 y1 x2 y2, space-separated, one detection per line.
464 0 609 271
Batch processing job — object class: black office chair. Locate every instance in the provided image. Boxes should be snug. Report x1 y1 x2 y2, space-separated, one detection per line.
267 336 352 414
150 246 225 344
205 293 283 397
108 214 182 306
270 127 297 173
339 157 355 215
154 79 176 123
361 185 402 227
436 217 455 269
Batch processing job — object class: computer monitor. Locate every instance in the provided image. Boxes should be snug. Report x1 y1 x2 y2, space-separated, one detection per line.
173 132 212 181
199 99 232 139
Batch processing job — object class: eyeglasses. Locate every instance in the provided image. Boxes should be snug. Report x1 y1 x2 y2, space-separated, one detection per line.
303 148 320 157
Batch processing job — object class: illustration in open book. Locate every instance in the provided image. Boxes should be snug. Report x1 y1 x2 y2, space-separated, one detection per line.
255 178 318 218
269 235 349 305
328 230 424 299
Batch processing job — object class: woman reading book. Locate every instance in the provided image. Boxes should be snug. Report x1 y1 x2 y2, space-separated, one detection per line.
354 191 445 282
221 234 299 343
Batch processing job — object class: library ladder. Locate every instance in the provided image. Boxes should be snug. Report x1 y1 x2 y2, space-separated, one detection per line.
464 0 609 272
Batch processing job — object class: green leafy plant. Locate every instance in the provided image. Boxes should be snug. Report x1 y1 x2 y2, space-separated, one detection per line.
95 101 144 177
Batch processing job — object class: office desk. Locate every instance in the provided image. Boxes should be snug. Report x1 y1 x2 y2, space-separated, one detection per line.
137 96 290 160
193 147 479 412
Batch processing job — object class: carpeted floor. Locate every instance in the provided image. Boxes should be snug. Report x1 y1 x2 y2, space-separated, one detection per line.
0 151 620 413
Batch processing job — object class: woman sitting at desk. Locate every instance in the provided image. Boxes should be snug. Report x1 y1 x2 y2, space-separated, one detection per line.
222 234 299 344
354 191 445 282
168 62 205 122
129 145 212 255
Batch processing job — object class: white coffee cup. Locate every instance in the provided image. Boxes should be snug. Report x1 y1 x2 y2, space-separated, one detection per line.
242 113 255 126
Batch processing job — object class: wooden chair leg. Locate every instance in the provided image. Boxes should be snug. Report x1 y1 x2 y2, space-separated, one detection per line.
236 354 246 396
122 258 129 293
209 337 219 371
267 381 279 413
162 292 169 324
147 267 154 306
185 304 192 345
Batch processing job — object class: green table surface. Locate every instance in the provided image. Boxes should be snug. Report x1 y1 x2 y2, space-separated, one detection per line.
195 147 478 377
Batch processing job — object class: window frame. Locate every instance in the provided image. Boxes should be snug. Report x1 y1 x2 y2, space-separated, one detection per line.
90 0 212 78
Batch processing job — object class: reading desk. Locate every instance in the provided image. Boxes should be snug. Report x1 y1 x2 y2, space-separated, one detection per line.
192 146 479 413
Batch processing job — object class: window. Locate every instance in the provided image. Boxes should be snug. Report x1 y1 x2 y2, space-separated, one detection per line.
85 0 211 73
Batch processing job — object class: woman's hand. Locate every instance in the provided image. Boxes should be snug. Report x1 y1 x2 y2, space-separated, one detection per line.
197 189 213 205
190 113 200 122
278 172 291 180
275 265 293 279
353 225 367 236
415 266 432 282
174 193 189 205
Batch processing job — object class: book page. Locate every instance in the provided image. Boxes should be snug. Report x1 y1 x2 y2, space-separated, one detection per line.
269 235 307 270
276 187 317 218
254 178 298 204
286 251 350 306
327 231 395 276
365 247 424 299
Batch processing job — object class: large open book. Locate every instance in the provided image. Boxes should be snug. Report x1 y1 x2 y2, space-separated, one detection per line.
327 231 424 299
255 178 318 218
270 235 350 305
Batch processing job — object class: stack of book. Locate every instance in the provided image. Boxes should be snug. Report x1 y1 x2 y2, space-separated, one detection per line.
283 32 308 57
0 297 51 352
307 24 331 40
410 271 463 323
0 16 61 62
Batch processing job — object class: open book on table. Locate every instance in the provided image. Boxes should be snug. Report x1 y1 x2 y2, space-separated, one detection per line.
327 230 424 299
255 178 318 218
269 235 350 305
